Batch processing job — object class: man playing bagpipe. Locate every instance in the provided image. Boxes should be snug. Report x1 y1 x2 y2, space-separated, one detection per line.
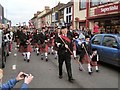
48 29 56 55
31 29 40 56
54 26 74 83
90 48 99 72
19 27 32 62
13 29 21 48
77 35 92 75
67 25 78 59
54 26 61 59
38 27 49 62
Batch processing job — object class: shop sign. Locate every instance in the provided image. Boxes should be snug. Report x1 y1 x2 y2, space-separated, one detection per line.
95 4 120 15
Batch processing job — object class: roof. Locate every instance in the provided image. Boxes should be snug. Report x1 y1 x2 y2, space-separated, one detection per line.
58 1 73 11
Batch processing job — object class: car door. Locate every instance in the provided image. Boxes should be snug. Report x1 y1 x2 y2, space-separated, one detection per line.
101 35 119 66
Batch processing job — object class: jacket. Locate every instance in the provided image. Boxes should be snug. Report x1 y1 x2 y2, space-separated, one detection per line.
1 79 28 90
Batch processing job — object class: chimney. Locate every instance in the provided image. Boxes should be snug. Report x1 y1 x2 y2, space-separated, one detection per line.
34 14 37 17
45 6 50 10
37 11 41 15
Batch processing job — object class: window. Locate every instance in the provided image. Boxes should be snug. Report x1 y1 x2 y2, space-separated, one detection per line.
79 0 86 9
66 16 69 23
69 7 71 13
108 0 118 2
102 36 118 48
66 8 69 14
91 0 99 6
69 15 72 23
99 0 108 4
92 35 102 45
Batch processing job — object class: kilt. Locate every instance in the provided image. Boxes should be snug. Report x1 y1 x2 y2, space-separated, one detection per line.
73 42 76 51
39 44 48 53
81 54 91 64
19 44 32 53
90 61 99 66
48 39 54 47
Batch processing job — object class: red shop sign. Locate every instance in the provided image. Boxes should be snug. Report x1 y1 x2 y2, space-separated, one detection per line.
95 4 120 15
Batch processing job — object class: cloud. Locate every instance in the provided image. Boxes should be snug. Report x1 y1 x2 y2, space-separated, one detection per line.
1 0 70 26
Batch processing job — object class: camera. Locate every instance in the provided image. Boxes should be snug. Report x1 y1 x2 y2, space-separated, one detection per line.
21 73 29 78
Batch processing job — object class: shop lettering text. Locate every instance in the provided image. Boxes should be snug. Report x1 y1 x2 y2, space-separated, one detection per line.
101 5 118 13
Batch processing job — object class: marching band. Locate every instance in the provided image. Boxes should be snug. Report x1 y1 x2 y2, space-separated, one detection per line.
0 23 100 83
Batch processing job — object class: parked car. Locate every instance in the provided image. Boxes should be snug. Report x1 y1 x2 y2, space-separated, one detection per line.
90 34 120 67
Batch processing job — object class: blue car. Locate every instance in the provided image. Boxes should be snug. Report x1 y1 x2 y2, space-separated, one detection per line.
90 34 120 67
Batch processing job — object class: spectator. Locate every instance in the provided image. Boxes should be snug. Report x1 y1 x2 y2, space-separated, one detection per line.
0 69 34 90
93 22 99 35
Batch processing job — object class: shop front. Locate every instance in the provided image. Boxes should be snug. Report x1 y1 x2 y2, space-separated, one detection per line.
88 3 120 34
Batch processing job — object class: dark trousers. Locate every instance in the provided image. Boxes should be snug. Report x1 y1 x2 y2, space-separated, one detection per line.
58 53 72 79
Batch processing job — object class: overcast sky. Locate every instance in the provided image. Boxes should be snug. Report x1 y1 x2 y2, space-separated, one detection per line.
0 0 70 26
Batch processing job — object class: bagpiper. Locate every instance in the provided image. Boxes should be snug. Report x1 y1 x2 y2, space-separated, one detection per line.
48 28 56 55
90 48 99 72
38 27 49 62
19 27 32 62
54 26 61 59
79 35 92 74
31 29 39 55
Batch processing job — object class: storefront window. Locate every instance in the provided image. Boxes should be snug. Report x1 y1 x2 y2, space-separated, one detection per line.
91 0 117 6
108 0 118 2
79 0 86 9
99 0 108 4
91 0 99 6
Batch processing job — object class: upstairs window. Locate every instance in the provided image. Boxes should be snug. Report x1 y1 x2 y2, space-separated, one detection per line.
79 0 86 9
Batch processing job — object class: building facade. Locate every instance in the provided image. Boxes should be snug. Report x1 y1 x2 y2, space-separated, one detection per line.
73 0 120 33
37 6 50 29
51 2 65 26
0 4 4 24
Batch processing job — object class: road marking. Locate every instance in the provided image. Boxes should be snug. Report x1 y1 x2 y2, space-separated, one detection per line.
15 48 17 50
14 53 17 56
12 65 16 70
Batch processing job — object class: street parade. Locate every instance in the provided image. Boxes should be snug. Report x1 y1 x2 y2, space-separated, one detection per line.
0 0 119 89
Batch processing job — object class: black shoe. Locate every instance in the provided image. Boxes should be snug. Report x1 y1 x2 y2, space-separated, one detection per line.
48 52 50 55
24 59 26 61
7 53 9 56
68 78 75 83
46 58 48 62
41 58 43 60
55 57 57 59
59 75 63 79
91 68 93 72
51 52 54 55
88 72 92 75
96 70 99 72
27 59 30 62
37 53 39 56
33 49 35 52
79 67 82 71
